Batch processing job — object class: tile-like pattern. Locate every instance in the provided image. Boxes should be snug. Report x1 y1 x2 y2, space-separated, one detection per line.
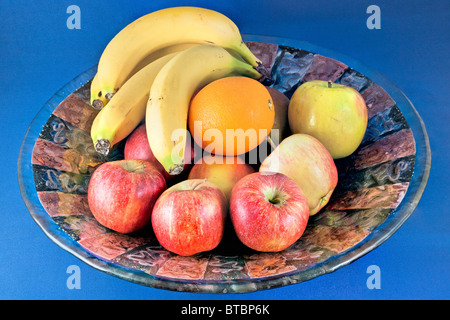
310 208 392 231
353 129 416 170
302 54 348 83
271 46 315 97
245 252 297 278
337 68 373 92
32 164 91 193
32 139 101 174
37 192 91 217
283 240 335 271
78 232 152 261
156 254 210 280
328 183 409 210
362 83 396 118
335 155 415 192
203 254 249 280
114 241 174 274
52 94 98 133
301 225 370 253
30 41 416 288
246 42 279 75
39 114 98 158
52 214 109 242
362 105 410 146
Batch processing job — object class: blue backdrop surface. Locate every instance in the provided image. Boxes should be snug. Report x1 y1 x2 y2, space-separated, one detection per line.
1 0 448 300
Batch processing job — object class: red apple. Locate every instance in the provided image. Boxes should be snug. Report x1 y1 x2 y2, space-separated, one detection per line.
88 159 166 233
259 133 338 216
230 172 309 252
124 124 160 165
288 80 368 159
151 179 227 256
187 154 255 201
124 123 195 179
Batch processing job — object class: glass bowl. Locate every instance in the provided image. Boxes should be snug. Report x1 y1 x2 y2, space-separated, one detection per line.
18 35 431 293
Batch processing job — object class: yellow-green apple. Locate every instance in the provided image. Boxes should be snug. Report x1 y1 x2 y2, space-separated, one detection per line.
151 179 227 256
288 80 368 159
259 133 338 216
266 86 290 143
230 172 309 252
124 123 195 179
187 154 255 201
88 159 166 233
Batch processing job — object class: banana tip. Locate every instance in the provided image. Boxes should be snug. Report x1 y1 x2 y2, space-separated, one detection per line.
92 99 104 110
168 164 184 175
105 92 115 100
95 139 111 156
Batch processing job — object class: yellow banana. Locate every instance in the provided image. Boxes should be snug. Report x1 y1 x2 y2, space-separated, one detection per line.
91 52 179 155
94 6 263 101
146 44 262 175
128 42 198 77
90 43 197 109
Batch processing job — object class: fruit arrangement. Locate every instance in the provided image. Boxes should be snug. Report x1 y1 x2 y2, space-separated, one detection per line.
87 6 368 257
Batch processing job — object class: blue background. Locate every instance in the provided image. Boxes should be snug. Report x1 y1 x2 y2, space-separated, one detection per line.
2 0 449 300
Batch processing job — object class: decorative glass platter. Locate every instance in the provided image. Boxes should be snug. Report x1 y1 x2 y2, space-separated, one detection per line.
18 35 431 293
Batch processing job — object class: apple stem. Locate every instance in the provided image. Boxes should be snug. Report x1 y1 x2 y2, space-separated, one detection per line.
269 197 287 208
269 197 281 204
328 80 332 88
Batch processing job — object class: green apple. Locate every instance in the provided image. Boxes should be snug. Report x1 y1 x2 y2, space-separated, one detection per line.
288 80 368 159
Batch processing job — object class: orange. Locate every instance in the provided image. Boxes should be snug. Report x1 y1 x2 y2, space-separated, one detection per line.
188 76 275 156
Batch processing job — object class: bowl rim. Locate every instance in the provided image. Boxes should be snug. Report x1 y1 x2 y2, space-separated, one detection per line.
17 34 431 293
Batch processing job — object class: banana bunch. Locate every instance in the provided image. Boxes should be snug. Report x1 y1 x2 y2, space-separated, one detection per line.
91 6 264 107
89 6 266 174
90 42 197 109
90 52 179 155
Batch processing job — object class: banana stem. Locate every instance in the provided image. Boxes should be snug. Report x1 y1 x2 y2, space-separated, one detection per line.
235 41 261 67
255 62 273 86
232 41 273 85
